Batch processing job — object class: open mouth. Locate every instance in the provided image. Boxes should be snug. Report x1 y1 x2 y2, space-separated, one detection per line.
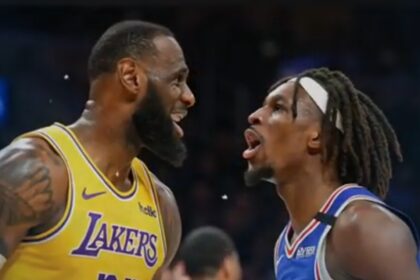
243 128 263 160
171 112 187 138
172 121 184 138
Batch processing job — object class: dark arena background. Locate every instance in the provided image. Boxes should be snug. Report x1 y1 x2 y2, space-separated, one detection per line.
1 1 420 279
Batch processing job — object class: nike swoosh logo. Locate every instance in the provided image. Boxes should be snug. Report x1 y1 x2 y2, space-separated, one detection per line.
82 188 106 200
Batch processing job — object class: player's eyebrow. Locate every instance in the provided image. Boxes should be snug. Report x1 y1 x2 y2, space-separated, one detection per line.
263 94 287 106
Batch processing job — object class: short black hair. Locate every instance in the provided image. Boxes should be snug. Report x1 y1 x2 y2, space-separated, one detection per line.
87 20 173 80
270 67 402 199
179 227 237 277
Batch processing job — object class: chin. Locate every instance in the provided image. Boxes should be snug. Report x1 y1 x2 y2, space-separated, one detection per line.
148 139 187 168
243 164 274 187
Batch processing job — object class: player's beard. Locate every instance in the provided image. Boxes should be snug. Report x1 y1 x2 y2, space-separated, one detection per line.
244 165 274 187
132 81 187 167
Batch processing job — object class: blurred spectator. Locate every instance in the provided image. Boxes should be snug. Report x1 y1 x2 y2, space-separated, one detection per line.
176 226 242 280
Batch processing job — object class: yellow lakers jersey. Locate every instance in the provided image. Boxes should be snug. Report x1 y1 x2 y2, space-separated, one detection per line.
0 123 166 280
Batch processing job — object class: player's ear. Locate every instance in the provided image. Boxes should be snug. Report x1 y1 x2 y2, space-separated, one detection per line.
307 128 321 154
218 258 230 280
117 58 147 99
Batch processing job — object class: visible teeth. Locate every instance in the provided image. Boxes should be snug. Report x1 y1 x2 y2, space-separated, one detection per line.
171 112 187 122
171 116 182 122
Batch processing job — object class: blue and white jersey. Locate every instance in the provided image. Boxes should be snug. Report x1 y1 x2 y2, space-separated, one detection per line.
273 184 420 280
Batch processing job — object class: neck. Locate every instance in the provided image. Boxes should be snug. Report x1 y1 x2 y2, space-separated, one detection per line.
69 101 141 191
274 162 340 235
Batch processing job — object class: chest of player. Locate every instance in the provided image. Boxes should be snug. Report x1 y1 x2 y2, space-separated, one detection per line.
13 171 166 280
71 188 160 262
275 221 329 280
66 166 165 262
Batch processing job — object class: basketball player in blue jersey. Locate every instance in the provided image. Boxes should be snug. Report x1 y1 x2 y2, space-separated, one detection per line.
0 20 195 279
243 67 420 279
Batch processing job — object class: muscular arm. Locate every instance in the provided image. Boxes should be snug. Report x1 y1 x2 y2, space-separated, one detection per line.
0 138 67 260
151 174 182 280
329 201 420 280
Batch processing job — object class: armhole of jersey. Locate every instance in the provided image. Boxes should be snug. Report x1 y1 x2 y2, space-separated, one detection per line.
140 163 168 259
21 132 75 243
314 226 333 280
314 195 384 279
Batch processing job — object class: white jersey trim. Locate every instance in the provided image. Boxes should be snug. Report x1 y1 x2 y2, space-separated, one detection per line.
274 224 289 276
315 195 383 279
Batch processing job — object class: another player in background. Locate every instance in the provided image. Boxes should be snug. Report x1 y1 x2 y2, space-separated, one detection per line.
243 67 420 279
0 20 195 280
163 226 242 280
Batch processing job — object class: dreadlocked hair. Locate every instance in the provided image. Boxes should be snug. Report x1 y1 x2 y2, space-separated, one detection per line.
280 68 401 199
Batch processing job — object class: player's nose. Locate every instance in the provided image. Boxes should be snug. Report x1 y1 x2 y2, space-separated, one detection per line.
181 84 195 108
248 107 264 125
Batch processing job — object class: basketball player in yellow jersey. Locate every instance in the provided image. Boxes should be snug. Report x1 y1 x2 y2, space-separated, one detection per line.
0 20 195 280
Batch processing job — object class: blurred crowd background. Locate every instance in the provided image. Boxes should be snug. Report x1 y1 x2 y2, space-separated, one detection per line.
1 2 420 279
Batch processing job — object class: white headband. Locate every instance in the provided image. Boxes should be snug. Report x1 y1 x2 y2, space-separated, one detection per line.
290 77 343 132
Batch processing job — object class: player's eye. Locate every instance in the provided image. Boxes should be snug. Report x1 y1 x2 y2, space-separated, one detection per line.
273 103 287 112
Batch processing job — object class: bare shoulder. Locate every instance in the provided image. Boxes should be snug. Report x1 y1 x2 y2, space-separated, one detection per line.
328 200 420 279
151 174 178 209
149 173 182 271
0 137 68 236
333 200 413 244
